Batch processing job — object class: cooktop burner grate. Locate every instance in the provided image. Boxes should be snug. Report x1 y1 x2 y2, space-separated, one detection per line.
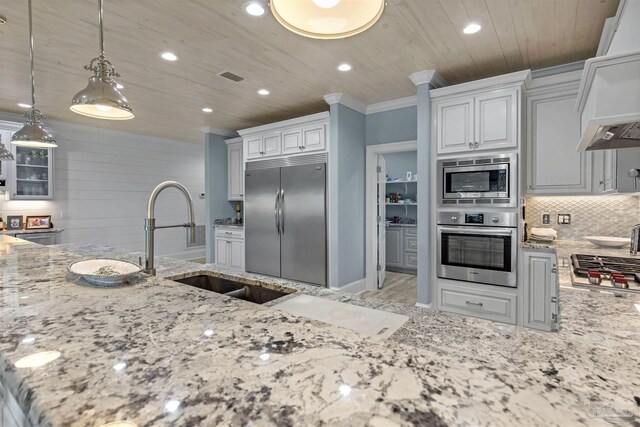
572 254 640 277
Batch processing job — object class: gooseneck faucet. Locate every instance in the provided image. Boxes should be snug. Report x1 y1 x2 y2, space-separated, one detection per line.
144 181 196 275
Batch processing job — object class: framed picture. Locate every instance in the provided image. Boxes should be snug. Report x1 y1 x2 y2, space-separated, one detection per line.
25 215 51 230
6 215 24 231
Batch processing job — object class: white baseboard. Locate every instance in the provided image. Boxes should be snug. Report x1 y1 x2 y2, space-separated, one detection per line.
330 278 366 294
415 302 432 309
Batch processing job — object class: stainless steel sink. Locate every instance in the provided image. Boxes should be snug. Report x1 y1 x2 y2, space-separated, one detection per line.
173 274 295 304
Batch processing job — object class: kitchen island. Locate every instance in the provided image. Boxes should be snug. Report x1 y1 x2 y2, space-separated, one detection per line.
1 236 639 426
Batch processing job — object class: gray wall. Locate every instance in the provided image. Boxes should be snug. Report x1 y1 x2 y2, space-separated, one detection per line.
332 104 366 287
204 133 237 262
365 106 417 146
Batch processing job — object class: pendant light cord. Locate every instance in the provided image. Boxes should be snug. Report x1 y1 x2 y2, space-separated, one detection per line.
28 0 35 108
98 0 104 56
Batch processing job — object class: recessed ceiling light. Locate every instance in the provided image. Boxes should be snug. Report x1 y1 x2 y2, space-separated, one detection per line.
337 63 352 72
258 89 270 96
160 52 178 61
202 107 213 113
313 0 341 8
17 103 32 109
244 1 266 16
463 23 481 34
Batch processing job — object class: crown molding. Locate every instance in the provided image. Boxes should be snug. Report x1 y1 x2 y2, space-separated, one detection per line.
366 95 417 115
323 93 367 114
430 69 531 99
408 70 447 88
200 126 236 136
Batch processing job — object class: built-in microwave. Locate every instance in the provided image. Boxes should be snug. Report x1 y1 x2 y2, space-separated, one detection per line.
437 153 517 207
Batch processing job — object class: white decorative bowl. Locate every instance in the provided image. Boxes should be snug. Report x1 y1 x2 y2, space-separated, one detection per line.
584 236 630 248
69 259 142 286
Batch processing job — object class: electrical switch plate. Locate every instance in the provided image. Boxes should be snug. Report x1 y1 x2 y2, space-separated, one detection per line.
558 214 571 224
542 214 550 224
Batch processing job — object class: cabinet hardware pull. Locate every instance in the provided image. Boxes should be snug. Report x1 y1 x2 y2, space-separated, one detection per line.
474 141 479 148
551 268 557 273
465 300 483 307
225 232 232 234
468 142 473 149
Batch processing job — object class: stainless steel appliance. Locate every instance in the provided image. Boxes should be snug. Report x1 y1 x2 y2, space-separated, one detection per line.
586 122 640 151
437 153 517 207
245 154 326 286
437 211 518 287
631 224 640 255
571 254 640 293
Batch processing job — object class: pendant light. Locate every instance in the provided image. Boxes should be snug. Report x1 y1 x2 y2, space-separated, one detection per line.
70 0 133 120
0 135 15 160
11 0 57 148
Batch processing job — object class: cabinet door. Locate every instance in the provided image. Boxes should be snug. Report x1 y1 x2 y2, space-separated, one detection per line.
227 143 244 201
215 238 229 267
228 239 244 271
302 124 326 152
435 98 474 154
245 137 263 160
10 144 54 200
522 251 559 332
282 129 302 155
385 228 403 268
526 91 592 194
262 132 282 157
475 88 518 151
593 150 617 194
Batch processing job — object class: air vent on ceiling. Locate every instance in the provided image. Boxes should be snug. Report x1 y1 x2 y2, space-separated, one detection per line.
218 71 245 82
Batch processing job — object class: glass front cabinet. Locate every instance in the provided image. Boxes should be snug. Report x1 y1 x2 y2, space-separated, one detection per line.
0 125 54 200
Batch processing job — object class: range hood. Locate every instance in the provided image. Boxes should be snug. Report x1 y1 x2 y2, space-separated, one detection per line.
576 50 640 151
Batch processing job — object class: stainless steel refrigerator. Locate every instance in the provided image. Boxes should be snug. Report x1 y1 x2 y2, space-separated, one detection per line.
245 155 326 286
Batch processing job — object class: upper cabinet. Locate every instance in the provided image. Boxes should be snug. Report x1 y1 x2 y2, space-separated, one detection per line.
239 112 329 162
431 70 528 156
525 74 593 195
226 137 244 201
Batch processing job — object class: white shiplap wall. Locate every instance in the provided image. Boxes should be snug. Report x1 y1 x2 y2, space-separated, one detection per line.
0 113 205 259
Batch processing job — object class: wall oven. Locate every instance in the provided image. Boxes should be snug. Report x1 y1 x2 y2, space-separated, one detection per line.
437 211 518 287
437 153 517 207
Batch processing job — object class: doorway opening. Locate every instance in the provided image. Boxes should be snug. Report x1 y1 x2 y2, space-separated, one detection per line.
364 140 418 305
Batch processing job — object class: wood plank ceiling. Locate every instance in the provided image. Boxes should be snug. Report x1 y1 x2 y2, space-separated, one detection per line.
0 0 619 143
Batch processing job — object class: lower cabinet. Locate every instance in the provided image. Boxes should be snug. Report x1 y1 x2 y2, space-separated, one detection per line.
437 282 517 324
214 227 244 271
522 249 559 331
385 227 403 268
385 226 417 273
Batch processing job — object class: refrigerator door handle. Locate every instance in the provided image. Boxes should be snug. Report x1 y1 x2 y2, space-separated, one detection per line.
275 190 280 235
280 189 285 233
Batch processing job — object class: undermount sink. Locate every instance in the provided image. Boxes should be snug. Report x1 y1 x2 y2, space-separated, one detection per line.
173 274 295 304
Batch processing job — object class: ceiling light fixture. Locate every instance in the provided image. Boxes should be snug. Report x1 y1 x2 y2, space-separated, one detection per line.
257 89 270 95
0 135 15 160
70 0 134 120
270 0 384 39
244 1 266 16
202 107 213 113
0 15 6 25
160 52 178 61
337 63 352 72
463 23 481 34
115 82 124 90
11 0 57 148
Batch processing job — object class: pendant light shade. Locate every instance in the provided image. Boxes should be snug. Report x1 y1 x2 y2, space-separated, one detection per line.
0 135 15 160
11 0 57 148
70 0 133 120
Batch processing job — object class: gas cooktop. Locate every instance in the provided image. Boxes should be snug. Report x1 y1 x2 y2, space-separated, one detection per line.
571 254 640 282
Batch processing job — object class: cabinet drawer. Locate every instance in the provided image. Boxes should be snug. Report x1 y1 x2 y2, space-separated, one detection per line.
403 252 418 269
438 283 516 324
403 227 418 236
403 236 417 252
215 227 244 239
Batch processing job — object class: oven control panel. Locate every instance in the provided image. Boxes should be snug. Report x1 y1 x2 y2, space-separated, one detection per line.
438 211 518 227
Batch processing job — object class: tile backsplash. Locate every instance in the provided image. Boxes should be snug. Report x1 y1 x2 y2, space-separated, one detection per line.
525 195 640 240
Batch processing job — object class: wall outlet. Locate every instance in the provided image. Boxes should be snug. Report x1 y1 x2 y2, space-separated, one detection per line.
542 214 550 224
558 214 571 224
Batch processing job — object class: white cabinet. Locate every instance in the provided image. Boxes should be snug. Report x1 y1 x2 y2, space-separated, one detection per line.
593 149 617 194
522 250 559 332
240 112 329 162
226 138 244 201
215 226 244 270
437 281 517 324
434 87 519 155
525 86 592 195
385 226 417 272
245 133 282 160
385 227 403 268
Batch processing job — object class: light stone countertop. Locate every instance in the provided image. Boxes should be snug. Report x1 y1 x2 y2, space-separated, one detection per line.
0 228 63 235
1 236 639 426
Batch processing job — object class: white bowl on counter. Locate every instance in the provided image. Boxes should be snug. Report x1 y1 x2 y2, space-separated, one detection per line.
584 236 630 248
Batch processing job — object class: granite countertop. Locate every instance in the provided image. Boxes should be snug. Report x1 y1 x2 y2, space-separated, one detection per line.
213 219 243 228
1 237 640 426
385 223 417 228
0 228 63 235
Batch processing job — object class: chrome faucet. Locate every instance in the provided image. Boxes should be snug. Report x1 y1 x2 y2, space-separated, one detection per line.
144 181 196 275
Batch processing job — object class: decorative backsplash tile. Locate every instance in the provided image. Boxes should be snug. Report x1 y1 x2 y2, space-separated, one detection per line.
525 195 640 240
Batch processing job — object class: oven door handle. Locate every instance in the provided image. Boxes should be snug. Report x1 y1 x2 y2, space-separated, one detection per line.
438 226 514 236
